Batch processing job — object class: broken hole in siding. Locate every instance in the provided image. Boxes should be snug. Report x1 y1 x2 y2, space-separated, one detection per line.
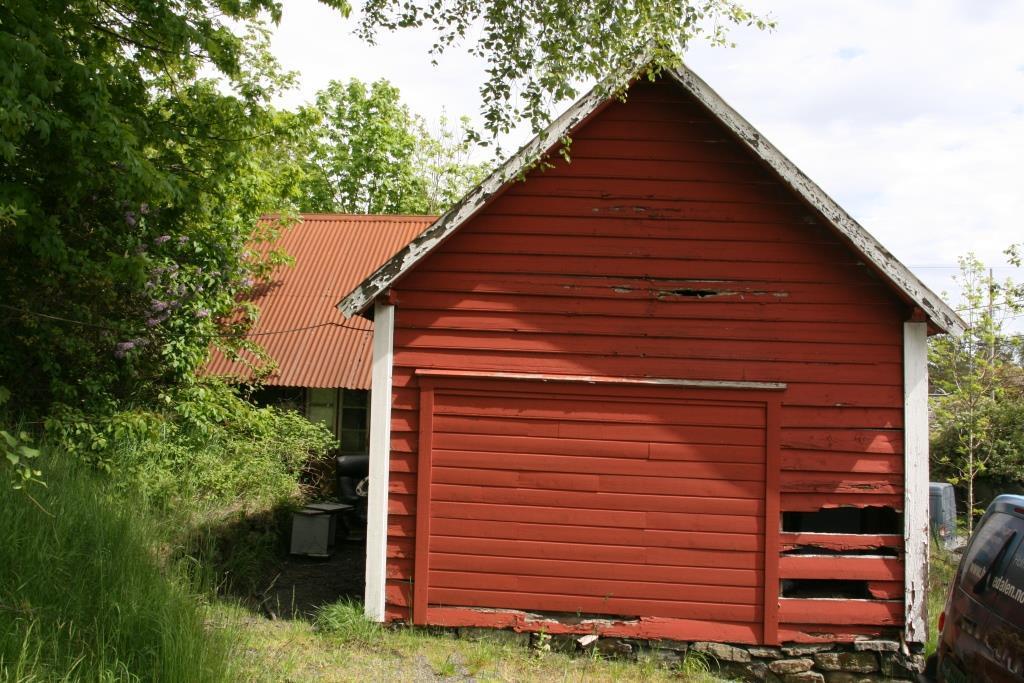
781 546 899 558
781 579 872 600
657 289 735 299
782 507 902 534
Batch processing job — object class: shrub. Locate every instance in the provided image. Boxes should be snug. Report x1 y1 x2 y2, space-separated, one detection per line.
46 378 336 509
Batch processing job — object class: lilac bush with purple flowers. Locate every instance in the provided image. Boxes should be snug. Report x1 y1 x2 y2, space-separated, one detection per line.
0 11 305 413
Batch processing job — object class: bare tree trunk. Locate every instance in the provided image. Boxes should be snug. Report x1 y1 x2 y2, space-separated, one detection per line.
967 432 975 535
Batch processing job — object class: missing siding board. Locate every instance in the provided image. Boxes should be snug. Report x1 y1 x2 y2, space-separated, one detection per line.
782 507 902 535
657 288 736 299
781 546 899 558
781 579 872 600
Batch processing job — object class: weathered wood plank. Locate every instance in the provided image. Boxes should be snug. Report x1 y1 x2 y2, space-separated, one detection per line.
429 570 761 604
779 556 902 581
429 552 763 586
427 587 762 623
778 599 902 626
433 483 764 516
779 533 902 553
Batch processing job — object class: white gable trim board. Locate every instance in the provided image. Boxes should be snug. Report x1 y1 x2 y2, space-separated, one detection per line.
337 62 965 337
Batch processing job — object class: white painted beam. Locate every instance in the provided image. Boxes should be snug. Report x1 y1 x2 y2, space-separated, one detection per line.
364 299 395 622
903 321 929 643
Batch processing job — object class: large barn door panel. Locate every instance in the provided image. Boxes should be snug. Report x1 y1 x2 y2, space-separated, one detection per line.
412 372 782 644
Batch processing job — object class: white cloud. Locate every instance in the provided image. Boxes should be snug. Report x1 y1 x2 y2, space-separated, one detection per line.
683 0 1024 306
269 0 1024 313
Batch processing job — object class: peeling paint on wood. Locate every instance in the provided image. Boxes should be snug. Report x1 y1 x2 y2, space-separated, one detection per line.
414 368 786 391
779 533 902 553
337 72 622 319
902 322 929 643
665 67 964 336
364 76 933 645
337 63 964 337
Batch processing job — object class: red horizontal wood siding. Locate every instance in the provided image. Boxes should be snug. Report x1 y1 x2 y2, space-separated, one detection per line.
413 383 772 638
382 76 908 642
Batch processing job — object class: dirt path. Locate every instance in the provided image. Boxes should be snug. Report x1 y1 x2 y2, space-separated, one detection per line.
260 540 366 619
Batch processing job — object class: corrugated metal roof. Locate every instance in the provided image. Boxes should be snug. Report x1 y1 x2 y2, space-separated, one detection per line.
204 214 433 389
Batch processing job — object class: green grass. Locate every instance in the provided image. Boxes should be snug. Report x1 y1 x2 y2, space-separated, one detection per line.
209 599 731 682
927 543 960 656
0 452 236 682
0 411 738 682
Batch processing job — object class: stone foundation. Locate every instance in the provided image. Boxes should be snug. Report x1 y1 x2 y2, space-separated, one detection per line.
442 626 926 682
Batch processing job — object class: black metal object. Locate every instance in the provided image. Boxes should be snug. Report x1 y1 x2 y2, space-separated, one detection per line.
335 454 369 503
335 453 369 539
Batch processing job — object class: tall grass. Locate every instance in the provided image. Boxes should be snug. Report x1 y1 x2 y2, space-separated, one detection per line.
927 544 959 656
0 451 235 682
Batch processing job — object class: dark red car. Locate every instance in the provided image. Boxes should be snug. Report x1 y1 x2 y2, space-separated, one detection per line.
936 495 1024 682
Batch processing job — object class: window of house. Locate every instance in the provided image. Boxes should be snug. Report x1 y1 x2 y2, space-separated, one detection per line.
306 387 339 435
339 389 369 453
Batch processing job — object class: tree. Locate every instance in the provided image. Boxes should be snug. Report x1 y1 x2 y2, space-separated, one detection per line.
930 254 1024 532
415 113 492 214
292 79 488 214
0 2 315 411
358 0 774 140
0 0 768 415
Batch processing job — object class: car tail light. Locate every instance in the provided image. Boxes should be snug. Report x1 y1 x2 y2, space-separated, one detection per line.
938 611 945 632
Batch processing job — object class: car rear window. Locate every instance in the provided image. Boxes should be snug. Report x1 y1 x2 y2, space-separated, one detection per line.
960 511 1024 621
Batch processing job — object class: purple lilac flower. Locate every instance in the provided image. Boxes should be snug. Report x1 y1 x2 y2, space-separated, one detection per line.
153 235 171 245
151 300 169 313
114 341 135 358
146 317 160 327
178 235 189 244
241 277 254 288
124 211 137 227
196 309 210 319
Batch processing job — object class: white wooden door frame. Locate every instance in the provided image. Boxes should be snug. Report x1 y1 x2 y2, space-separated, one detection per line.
364 299 395 621
903 321 929 644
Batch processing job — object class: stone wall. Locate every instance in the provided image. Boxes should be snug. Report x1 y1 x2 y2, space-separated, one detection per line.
448 627 926 682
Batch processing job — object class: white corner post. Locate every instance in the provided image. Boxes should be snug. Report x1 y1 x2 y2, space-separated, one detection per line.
364 299 395 621
903 321 929 643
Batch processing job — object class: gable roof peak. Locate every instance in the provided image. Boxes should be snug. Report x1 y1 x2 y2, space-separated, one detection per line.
337 63 965 336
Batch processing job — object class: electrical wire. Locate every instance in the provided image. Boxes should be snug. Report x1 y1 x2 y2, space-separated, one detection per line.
0 303 371 338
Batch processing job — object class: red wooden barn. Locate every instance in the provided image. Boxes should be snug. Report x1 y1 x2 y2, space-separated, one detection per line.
337 65 964 649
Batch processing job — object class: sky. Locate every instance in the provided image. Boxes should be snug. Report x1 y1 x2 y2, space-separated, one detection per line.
268 0 1024 319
